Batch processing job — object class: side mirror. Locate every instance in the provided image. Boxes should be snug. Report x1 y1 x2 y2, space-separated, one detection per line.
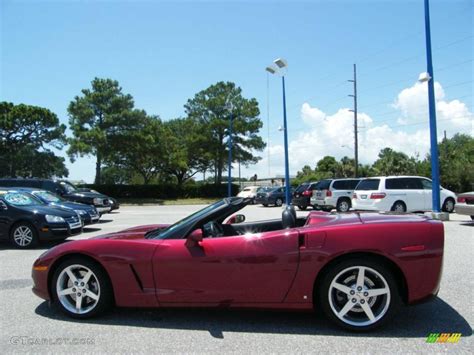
185 229 203 247
0 201 7 211
225 214 246 224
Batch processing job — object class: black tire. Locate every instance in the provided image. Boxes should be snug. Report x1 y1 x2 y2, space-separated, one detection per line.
318 257 401 332
51 256 113 319
298 205 307 211
275 198 283 207
442 198 455 213
336 198 351 212
391 201 406 213
470 216 474 221
10 222 38 249
262 204 268 207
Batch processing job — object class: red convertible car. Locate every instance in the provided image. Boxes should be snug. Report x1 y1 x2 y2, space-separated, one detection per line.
32 198 444 331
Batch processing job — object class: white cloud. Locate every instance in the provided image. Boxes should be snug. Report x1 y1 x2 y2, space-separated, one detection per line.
247 81 473 178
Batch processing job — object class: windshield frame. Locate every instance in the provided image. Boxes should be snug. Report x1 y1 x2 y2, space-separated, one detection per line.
147 197 249 240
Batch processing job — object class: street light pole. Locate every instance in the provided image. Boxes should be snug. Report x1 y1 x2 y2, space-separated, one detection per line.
423 0 441 212
227 109 233 198
266 58 291 206
281 75 291 205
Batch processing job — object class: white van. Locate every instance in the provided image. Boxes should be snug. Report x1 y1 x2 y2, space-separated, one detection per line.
352 176 456 213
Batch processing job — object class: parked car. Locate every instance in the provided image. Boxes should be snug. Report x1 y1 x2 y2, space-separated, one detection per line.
292 182 320 210
17 188 100 225
237 186 260 203
255 187 286 207
352 176 456 213
0 178 112 214
310 178 361 212
0 189 82 248
73 183 120 211
454 192 474 220
32 197 444 332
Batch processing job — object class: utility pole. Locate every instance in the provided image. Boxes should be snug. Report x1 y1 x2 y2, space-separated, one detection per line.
348 63 358 177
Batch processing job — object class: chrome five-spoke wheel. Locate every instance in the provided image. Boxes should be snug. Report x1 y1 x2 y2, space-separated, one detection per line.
329 266 390 327
320 259 399 331
56 264 101 315
53 258 113 318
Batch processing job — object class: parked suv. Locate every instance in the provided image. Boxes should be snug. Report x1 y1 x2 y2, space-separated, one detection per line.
310 178 361 212
292 182 320 210
0 178 112 214
352 176 456 213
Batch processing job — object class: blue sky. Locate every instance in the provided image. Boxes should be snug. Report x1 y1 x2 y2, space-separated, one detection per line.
1 0 473 182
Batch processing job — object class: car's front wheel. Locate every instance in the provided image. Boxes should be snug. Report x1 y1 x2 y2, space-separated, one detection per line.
318 258 400 331
298 205 307 210
52 257 113 318
10 222 38 249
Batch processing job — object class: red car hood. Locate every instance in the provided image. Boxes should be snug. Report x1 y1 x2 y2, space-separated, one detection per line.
93 224 170 240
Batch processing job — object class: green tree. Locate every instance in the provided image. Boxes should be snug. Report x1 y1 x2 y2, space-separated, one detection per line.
424 134 474 192
0 102 67 177
372 148 417 176
315 156 340 178
184 81 265 184
67 78 135 184
161 118 211 186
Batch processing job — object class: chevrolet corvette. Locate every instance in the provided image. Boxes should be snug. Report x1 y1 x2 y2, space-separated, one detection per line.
31 197 444 331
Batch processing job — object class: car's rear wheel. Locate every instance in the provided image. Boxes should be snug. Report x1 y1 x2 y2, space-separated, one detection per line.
10 222 38 249
52 257 113 318
442 198 455 213
275 198 283 207
318 258 400 331
391 201 406 213
298 205 307 210
336 198 351 212
262 203 268 207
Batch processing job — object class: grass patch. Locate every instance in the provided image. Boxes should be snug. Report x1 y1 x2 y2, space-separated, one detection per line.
118 197 218 206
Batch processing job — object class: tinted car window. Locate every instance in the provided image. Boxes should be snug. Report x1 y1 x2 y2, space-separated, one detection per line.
295 184 309 193
355 179 380 190
316 180 332 190
421 179 432 190
405 178 422 189
347 179 360 189
385 178 403 190
309 183 319 190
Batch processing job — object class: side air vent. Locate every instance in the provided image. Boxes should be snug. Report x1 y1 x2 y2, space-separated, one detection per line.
129 264 143 291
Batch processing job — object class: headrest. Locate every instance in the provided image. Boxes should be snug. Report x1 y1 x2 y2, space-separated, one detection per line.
282 205 297 229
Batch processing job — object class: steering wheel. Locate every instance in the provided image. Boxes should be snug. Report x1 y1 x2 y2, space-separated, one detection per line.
203 221 224 238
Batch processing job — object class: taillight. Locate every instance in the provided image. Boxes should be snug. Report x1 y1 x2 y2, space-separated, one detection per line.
370 192 386 199
352 193 357 199
302 190 312 196
457 196 466 203
326 190 332 197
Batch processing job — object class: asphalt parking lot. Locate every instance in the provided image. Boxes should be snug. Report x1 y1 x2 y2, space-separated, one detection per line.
0 205 472 353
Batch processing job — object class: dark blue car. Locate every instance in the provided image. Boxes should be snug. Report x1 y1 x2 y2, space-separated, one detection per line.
17 188 100 225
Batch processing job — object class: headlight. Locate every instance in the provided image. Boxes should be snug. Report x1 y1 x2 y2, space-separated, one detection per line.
75 209 87 215
93 198 103 205
45 215 65 223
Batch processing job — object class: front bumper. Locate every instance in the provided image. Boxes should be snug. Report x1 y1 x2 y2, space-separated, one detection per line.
454 203 474 216
96 206 112 214
37 221 83 241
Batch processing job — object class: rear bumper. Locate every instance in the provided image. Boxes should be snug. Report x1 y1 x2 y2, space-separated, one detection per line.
311 197 336 208
292 197 310 207
454 203 474 216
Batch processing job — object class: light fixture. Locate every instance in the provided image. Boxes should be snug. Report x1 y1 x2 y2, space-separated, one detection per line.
418 72 431 83
266 66 277 74
274 58 288 69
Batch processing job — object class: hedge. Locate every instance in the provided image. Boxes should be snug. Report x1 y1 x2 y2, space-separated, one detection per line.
80 183 240 199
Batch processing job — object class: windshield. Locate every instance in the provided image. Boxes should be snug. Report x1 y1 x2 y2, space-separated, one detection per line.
60 181 77 193
3 192 43 206
257 187 272 193
34 191 63 203
148 199 227 239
